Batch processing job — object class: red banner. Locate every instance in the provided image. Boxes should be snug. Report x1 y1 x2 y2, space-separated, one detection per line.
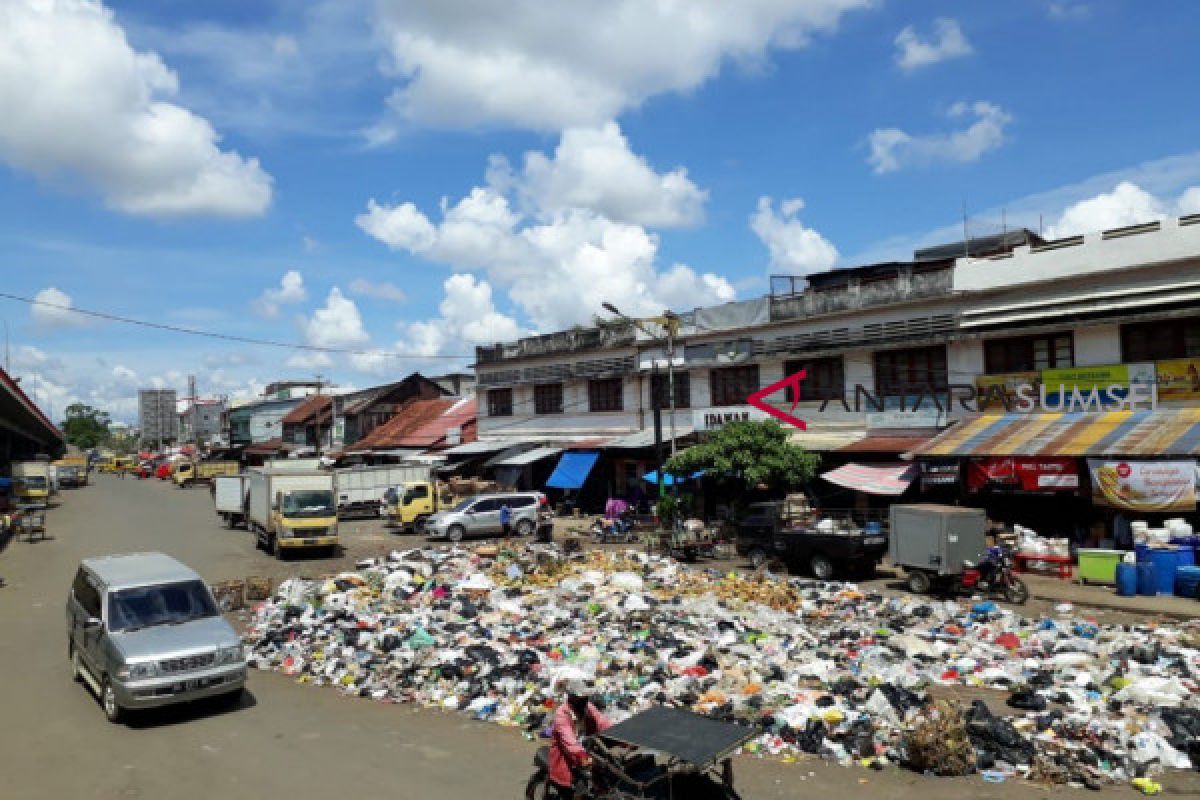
967 457 1079 492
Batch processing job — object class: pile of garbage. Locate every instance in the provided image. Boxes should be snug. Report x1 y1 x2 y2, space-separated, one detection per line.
244 544 1200 788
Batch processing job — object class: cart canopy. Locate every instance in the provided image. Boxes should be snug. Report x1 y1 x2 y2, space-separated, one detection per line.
600 707 754 767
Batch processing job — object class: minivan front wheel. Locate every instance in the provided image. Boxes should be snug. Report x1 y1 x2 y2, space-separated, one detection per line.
515 518 534 537
447 524 465 543
101 678 124 724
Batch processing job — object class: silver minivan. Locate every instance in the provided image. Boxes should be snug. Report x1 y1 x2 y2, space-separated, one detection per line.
425 492 549 542
65 552 246 723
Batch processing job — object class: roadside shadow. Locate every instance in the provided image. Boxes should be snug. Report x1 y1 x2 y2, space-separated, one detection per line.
123 688 259 730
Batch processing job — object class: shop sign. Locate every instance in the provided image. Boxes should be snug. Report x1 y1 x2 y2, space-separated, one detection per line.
1155 358 1200 400
967 457 1079 492
691 406 769 432
919 459 959 489
1040 363 1156 409
866 409 944 429
1087 459 1197 512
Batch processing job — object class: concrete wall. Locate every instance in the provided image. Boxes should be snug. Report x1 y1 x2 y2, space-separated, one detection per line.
1074 324 1122 366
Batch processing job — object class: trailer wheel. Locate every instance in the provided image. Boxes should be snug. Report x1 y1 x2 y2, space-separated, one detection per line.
809 554 835 581
906 570 932 595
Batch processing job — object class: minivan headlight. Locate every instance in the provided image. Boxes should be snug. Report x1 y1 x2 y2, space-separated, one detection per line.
118 661 158 680
217 644 244 665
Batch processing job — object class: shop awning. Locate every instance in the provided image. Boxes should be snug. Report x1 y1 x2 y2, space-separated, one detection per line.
605 426 694 449
821 462 918 496
491 446 562 467
443 439 527 456
642 470 704 486
910 410 1200 457
789 426 866 452
838 435 932 454
545 450 600 489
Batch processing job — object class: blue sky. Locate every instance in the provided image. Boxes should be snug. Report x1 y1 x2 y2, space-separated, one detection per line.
2 0 1199 422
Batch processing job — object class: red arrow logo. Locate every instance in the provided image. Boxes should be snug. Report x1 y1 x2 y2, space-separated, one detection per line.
746 369 808 430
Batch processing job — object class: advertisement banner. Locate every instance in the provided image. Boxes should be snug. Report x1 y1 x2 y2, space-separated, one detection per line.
920 459 960 490
967 457 1079 492
1041 363 1155 407
1088 459 1197 512
1155 358 1200 401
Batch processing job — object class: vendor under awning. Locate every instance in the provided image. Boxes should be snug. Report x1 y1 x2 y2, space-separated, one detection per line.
820 462 918 496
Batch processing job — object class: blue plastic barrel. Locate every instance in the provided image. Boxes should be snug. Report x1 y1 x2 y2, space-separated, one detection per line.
1136 562 1157 596
1135 544 1150 562
865 521 882 535
1149 547 1181 595
1174 546 1196 569
1115 562 1139 597
1175 566 1200 599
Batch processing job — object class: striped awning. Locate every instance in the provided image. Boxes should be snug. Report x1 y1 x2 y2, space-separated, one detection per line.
821 462 918 496
910 410 1200 457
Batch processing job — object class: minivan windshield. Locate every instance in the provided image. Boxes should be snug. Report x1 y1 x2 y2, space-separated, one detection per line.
450 497 478 512
281 489 334 517
108 580 219 632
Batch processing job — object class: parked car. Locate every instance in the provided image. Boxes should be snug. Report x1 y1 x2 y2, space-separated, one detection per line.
425 492 549 542
65 552 247 723
735 501 888 579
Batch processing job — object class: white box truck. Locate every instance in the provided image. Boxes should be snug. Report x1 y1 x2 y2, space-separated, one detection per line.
213 474 250 529
247 468 338 559
334 464 432 518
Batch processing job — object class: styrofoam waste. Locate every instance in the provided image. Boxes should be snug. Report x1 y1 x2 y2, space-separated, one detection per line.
245 544 1200 789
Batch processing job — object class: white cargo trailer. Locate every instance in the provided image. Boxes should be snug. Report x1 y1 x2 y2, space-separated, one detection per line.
213 474 250 529
334 464 433 518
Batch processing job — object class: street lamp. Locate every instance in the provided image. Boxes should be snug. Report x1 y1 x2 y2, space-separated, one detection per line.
602 303 682 497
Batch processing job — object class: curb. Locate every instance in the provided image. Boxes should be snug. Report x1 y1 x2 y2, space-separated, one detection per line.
1030 591 1197 621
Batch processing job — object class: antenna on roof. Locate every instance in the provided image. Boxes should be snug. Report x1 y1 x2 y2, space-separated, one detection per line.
962 198 970 259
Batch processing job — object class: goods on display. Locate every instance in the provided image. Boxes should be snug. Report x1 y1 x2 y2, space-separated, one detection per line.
244 544 1200 789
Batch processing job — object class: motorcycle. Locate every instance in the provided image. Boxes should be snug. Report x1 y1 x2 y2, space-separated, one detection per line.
960 545 1029 605
591 513 637 544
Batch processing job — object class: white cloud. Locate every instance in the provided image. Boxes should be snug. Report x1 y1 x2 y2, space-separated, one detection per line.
254 270 307 318
348 278 407 303
0 0 272 217
1048 2 1091 21
111 364 139 386
31 287 85 328
894 18 972 72
368 0 875 134
512 122 706 227
358 125 735 332
868 101 1012 174
300 287 369 349
750 196 839 275
402 274 522 358
1178 187 1200 215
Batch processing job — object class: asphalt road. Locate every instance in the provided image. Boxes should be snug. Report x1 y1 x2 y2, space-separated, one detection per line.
1 475 1195 800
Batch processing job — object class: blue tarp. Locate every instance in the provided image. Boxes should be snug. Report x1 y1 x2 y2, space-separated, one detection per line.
0 477 10 488
641 470 704 486
546 450 600 489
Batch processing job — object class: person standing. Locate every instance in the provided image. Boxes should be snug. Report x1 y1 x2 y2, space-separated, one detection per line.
500 502 512 539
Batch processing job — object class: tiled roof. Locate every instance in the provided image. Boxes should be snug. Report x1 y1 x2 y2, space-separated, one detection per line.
346 397 476 452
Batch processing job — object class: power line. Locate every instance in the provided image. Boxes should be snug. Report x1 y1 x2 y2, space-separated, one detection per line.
0 291 472 360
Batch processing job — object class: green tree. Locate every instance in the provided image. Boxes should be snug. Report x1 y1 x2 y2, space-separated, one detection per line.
663 419 819 499
60 403 111 449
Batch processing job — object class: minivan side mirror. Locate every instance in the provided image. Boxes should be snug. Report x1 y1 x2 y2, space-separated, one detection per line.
84 617 102 631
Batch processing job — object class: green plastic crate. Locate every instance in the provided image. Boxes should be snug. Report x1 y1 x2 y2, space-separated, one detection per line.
1077 548 1123 585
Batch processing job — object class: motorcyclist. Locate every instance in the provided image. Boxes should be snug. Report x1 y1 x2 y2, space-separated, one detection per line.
549 679 611 798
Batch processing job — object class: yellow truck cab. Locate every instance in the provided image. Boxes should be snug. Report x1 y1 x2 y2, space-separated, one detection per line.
173 460 238 488
386 481 439 532
113 456 136 474
247 468 338 558
12 461 51 507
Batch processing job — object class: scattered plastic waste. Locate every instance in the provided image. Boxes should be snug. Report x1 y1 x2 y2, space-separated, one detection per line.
245 543 1200 789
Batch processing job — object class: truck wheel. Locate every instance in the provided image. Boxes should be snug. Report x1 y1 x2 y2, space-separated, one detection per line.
101 678 124 724
907 570 932 595
414 515 429 535
515 519 534 537
447 524 465 543
810 554 835 581
748 548 768 569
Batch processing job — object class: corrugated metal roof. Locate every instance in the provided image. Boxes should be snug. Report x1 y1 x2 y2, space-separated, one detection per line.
788 426 866 452
838 435 932 454
443 438 528 456
910 410 1200 457
346 397 476 452
492 446 563 466
821 462 918 495
280 395 332 426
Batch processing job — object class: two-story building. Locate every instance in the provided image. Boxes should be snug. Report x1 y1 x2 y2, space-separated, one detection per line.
473 214 1200 534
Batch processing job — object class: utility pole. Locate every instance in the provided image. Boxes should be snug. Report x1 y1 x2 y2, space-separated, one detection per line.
314 374 324 458
651 362 664 500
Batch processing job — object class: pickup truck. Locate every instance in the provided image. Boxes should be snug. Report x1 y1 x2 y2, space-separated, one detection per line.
735 501 888 580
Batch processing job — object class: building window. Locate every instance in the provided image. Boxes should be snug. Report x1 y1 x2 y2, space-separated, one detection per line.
874 346 947 396
1121 317 1200 362
534 383 563 414
588 378 624 412
651 371 691 409
486 388 513 417
710 365 760 407
783 357 844 401
984 333 1073 373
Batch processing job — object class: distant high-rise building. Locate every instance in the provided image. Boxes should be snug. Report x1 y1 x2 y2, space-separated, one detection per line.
138 389 178 447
